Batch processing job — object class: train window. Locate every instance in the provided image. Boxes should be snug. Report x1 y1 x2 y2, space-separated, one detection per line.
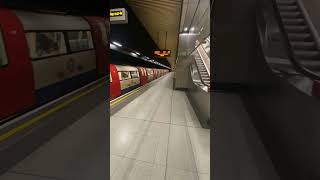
67 31 94 52
147 69 153 75
0 29 8 67
130 71 139 78
110 72 112 83
118 71 131 81
26 32 67 59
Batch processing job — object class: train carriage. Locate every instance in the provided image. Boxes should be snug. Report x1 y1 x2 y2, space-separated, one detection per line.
110 64 169 100
0 9 108 121
116 65 140 94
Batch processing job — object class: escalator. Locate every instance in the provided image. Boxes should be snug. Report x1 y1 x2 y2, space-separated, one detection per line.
187 39 211 128
247 0 320 179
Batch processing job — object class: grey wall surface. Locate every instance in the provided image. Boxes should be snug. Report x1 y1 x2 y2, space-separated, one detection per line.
301 0 320 37
213 92 279 180
212 0 280 179
174 56 193 89
213 0 320 179
213 0 257 85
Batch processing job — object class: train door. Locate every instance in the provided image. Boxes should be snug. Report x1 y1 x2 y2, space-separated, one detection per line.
0 10 35 120
110 64 120 99
85 17 108 76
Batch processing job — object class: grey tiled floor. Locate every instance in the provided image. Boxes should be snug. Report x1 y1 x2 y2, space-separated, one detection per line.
111 73 210 180
0 102 108 180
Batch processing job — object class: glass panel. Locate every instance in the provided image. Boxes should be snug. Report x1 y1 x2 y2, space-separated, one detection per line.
147 69 153 75
26 32 67 59
110 72 112 83
130 71 139 78
67 31 94 52
0 29 8 67
119 71 131 80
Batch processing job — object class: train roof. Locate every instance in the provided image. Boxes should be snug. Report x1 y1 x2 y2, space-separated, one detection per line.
115 65 138 71
14 10 90 31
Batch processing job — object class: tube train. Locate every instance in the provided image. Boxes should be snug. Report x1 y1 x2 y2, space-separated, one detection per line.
110 64 169 100
0 9 109 121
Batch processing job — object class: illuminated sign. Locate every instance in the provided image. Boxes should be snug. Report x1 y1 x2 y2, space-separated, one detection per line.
110 10 123 17
154 50 171 58
110 8 128 24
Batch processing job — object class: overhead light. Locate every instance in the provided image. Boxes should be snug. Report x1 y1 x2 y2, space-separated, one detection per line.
131 52 137 56
112 41 122 47
184 27 188 31
136 52 141 55
200 27 204 32
110 43 117 49
180 32 200 36
190 27 195 31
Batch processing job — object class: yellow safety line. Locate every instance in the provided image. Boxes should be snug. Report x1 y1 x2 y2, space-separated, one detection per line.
0 81 106 142
110 84 147 107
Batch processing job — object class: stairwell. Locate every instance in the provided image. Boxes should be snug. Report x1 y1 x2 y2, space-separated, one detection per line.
276 0 320 71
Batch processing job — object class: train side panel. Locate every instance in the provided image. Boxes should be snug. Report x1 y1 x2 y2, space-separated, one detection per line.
15 10 100 104
146 68 154 82
0 9 35 120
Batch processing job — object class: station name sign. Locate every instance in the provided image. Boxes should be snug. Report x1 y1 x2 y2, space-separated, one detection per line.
110 8 128 24
154 50 171 58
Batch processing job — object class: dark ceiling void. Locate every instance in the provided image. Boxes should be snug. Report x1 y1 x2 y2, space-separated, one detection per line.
110 0 171 68
0 0 108 16
111 50 168 69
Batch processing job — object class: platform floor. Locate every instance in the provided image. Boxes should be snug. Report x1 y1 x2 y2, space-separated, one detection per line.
111 73 210 180
0 101 108 180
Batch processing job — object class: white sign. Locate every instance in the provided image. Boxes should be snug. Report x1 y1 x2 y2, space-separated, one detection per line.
110 8 128 24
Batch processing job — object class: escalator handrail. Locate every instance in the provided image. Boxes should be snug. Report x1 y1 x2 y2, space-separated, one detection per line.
257 0 320 80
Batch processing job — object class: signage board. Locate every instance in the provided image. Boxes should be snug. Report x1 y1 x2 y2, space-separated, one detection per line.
154 50 171 58
110 8 128 24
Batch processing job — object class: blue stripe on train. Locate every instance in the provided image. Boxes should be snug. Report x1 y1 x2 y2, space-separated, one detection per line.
120 84 141 95
35 70 99 105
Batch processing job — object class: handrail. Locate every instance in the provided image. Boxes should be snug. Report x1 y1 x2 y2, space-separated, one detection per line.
257 0 320 80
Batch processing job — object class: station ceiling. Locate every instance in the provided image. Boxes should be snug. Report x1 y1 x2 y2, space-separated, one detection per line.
0 0 107 16
127 0 183 68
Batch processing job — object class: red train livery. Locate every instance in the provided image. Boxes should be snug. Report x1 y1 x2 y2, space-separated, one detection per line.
0 9 109 121
110 64 169 100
